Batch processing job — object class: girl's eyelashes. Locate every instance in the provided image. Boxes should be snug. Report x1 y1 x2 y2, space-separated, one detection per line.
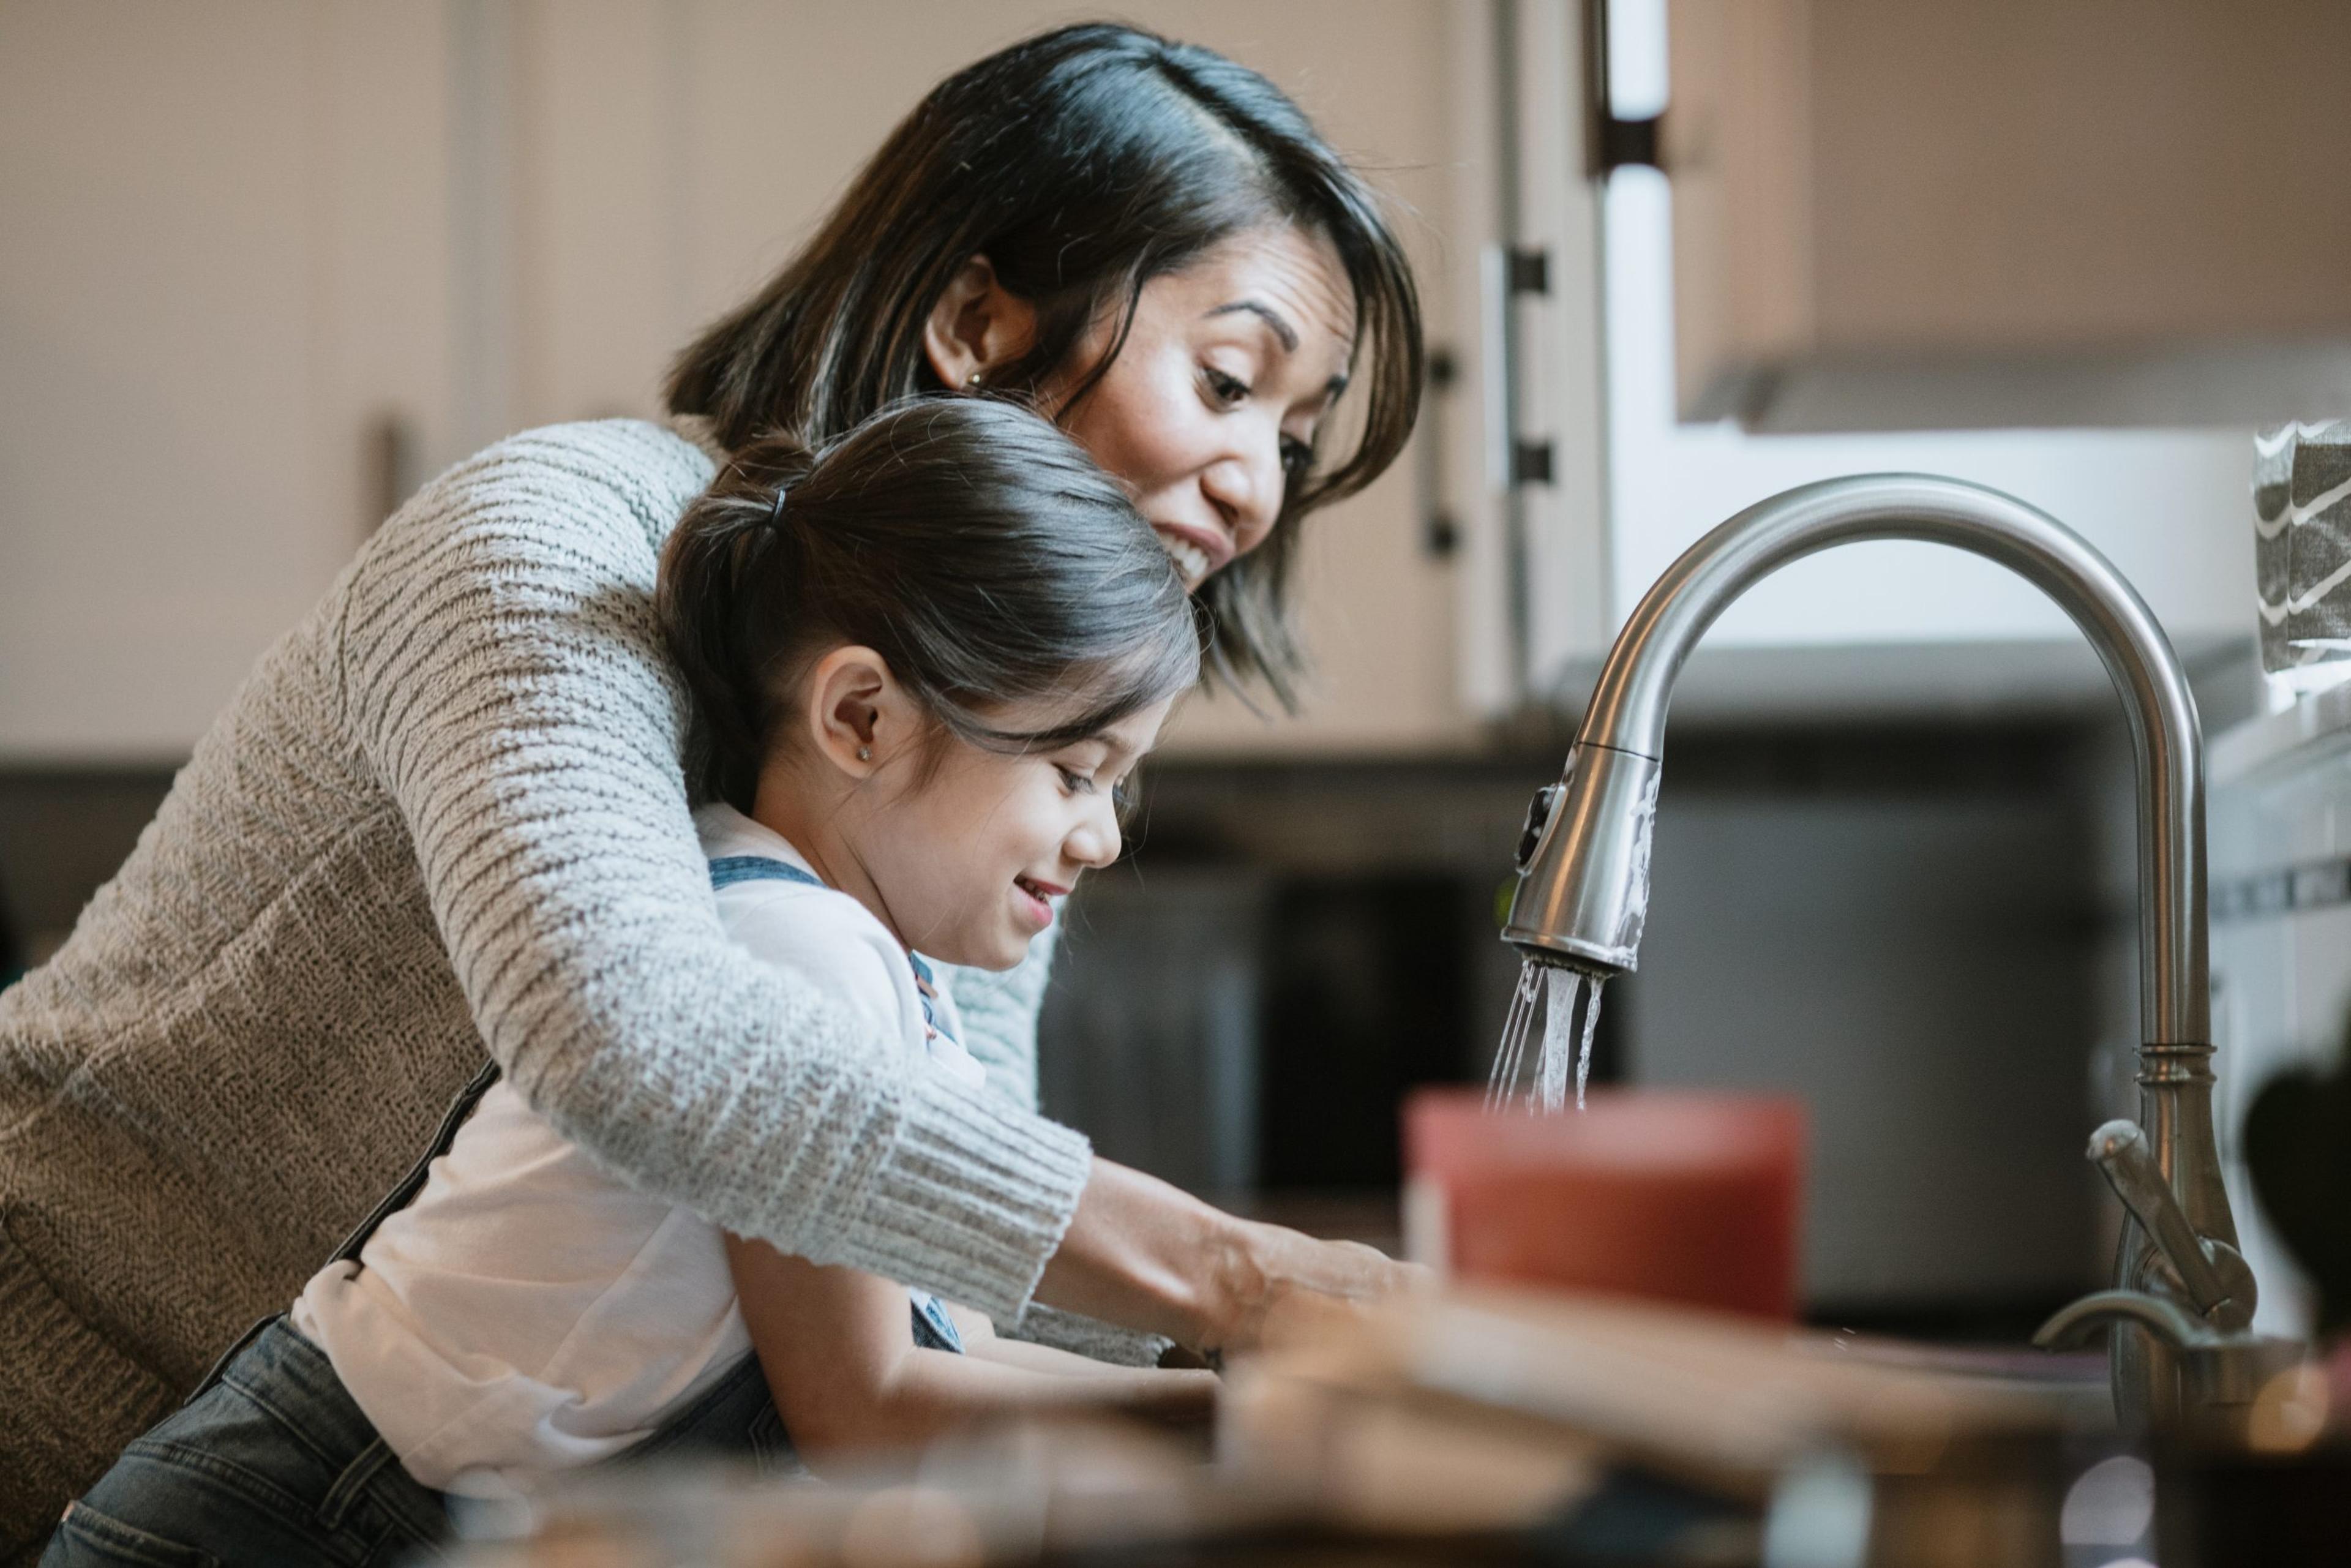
1056 757 1139 816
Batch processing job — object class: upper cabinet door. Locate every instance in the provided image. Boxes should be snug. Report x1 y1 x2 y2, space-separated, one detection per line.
1665 0 2351 431
0 2 450 759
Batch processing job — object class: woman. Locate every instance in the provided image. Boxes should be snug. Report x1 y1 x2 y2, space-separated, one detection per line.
0 21 1422 1555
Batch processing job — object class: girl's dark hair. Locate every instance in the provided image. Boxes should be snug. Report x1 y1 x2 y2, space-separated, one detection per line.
664 21 1422 708
659 399 1201 812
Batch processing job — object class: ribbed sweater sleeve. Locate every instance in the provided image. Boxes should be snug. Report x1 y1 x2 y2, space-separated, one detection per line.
332 420 1092 1319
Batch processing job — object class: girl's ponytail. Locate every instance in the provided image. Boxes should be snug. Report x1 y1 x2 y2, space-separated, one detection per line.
658 399 1200 812
658 435 822 810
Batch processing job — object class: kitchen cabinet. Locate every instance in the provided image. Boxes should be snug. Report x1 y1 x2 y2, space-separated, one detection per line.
9 1 2290 758
1550 0 2264 718
0 2 452 759
1 1 1475 760
1665 0 2351 432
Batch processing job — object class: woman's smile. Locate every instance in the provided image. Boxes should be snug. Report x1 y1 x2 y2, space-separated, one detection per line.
1150 523 1228 587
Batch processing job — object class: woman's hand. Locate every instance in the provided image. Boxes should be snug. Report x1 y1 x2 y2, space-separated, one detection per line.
1033 1158 1431 1360
1209 1221 1431 1359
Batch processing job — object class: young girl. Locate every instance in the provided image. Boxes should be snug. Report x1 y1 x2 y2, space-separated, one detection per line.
45 399 1215 1564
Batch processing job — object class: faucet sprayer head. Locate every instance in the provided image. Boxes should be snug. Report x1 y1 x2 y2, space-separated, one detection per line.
1501 743 1662 977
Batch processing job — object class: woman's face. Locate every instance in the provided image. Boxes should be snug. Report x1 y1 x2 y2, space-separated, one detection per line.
1052 226 1359 590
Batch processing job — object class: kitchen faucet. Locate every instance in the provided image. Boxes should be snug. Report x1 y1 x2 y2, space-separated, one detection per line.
1502 473 2283 1431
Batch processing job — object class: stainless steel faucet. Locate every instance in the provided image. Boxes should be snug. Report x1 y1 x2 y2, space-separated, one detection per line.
1501 473 2274 1431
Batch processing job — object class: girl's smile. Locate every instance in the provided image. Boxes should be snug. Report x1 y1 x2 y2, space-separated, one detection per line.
1011 873 1068 933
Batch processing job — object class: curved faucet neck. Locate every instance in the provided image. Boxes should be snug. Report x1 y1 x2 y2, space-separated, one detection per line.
1576 473 2208 1049
1505 471 2238 1426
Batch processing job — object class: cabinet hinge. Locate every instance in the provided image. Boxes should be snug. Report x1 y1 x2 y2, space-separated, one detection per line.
1505 247 1550 296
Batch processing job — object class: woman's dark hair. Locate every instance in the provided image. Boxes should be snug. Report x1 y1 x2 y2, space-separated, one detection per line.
659 398 1202 812
664 21 1422 708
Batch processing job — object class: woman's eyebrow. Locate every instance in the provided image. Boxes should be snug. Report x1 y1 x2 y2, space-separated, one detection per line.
1209 300 1350 399
1206 300 1298 353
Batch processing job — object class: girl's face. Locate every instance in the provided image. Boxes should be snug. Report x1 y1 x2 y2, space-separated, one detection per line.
858 697 1172 970
1052 226 1359 590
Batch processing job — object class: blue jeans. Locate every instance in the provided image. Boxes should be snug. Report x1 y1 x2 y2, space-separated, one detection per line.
41 1317 793 1566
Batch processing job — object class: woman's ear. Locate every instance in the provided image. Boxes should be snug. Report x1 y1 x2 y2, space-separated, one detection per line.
803 645 915 780
923 254 1038 389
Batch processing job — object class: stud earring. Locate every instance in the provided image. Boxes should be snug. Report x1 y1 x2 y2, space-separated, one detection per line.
966 371 983 389
857 745 872 761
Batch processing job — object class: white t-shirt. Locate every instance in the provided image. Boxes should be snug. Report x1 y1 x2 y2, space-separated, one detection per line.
291 804 984 1496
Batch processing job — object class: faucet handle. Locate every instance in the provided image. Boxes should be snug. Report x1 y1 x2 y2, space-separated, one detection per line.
2034 1288 2301 1418
1515 782 1562 871
2034 1288 2220 1352
2087 1120 2253 1329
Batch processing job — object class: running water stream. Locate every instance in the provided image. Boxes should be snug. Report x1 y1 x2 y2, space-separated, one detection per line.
1483 956 1606 1112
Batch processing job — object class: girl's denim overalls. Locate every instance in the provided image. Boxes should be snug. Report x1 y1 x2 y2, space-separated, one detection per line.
43 855 964 1567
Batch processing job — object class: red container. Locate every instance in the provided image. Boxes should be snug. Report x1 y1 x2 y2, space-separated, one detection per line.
1403 1087 1807 1320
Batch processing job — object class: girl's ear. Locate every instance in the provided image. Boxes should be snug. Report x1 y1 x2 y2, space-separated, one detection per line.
804 645 913 780
923 254 1038 389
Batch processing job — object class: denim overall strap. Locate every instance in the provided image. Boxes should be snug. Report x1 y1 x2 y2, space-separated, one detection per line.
904 951 958 1046
710 855 960 1046
708 854 824 891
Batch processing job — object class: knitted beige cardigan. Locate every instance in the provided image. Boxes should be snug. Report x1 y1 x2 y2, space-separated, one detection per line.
0 420 1103 1557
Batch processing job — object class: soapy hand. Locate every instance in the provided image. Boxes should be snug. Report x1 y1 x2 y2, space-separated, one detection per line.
1211 1222 1433 1360
1035 1157 1432 1362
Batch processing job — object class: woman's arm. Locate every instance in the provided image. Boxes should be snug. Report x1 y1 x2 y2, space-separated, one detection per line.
1035 1160 1424 1359
725 1234 1217 1468
336 422 1090 1321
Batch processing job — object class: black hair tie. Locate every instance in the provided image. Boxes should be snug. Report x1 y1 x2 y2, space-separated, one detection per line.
765 487 789 531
